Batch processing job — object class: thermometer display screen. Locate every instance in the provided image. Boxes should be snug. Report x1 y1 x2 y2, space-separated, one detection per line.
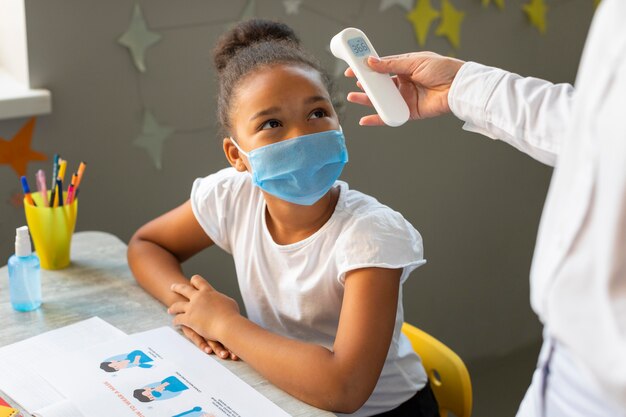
347 37 371 57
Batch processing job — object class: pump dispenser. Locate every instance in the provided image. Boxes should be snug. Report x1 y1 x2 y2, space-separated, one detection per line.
8 226 41 311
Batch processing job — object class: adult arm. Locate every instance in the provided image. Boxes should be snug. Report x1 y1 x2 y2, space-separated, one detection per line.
448 61 574 166
346 53 575 166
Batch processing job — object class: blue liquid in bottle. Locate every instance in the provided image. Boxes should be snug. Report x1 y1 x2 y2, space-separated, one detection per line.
8 226 41 312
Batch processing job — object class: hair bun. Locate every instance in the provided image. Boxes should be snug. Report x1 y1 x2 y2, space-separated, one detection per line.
213 19 301 72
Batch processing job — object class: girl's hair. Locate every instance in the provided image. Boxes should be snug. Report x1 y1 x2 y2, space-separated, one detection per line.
212 19 340 135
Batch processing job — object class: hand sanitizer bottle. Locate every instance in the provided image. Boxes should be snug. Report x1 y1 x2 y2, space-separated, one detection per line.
8 226 42 311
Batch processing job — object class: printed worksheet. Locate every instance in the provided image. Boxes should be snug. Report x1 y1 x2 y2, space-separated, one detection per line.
36 327 292 417
0 317 126 414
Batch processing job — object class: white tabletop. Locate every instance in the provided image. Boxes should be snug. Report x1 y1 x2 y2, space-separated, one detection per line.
0 231 334 417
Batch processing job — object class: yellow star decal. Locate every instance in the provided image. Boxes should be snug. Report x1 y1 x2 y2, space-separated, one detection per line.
406 0 440 47
482 0 505 10
523 0 548 34
435 0 465 49
0 118 47 177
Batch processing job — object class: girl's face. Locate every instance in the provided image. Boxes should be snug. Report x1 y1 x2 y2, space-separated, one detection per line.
227 64 339 159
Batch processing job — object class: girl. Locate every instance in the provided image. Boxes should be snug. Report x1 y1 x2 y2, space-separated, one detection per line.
128 19 438 417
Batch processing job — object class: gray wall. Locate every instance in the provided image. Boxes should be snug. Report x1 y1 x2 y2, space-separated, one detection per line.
1 0 595 362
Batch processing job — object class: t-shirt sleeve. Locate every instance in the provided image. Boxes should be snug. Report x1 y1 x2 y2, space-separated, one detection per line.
190 167 249 254
335 209 426 285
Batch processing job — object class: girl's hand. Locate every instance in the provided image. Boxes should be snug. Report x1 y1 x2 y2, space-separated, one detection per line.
168 275 241 358
180 325 239 360
345 51 465 125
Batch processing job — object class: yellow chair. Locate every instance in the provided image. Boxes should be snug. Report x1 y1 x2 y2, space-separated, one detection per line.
402 322 473 417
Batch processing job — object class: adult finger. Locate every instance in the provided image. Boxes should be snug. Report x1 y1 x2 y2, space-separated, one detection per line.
359 114 386 126
347 92 374 108
344 67 356 78
170 282 195 299
367 54 426 76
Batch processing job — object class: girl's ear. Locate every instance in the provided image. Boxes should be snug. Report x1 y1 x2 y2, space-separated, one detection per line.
223 138 248 172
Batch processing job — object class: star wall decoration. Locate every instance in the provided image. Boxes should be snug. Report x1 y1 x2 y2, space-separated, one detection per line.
118 3 162 73
0 117 47 177
523 0 548 34
133 110 174 170
435 0 465 49
380 0 414 12
482 0 505 10
406 0 441 47
283 0 303 15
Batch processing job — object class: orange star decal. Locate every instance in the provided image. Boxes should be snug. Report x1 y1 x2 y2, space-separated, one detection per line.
0 117 47 177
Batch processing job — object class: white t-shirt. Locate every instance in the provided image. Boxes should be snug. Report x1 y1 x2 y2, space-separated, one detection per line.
190 167 428 417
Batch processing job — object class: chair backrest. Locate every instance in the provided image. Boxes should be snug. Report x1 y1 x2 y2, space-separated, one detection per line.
401 322 472 417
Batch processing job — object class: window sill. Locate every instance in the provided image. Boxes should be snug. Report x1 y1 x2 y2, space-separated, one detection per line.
0 69 51 120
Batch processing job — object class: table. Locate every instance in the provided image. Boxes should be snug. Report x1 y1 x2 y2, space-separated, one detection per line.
0 231 334 417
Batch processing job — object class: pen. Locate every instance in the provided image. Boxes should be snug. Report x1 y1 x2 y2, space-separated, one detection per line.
66 184 75 205
36 169 49 207
51 154 59 191
20 176 37 207
57 159 67 183
56 179 64 207
74 162 87 198
66 173 78 204
49 186 56 207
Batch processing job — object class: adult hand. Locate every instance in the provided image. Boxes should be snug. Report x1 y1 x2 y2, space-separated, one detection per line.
345 51 465 125
169 275 241 360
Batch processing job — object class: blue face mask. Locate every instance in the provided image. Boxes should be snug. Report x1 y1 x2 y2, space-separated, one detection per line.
230 129 348 206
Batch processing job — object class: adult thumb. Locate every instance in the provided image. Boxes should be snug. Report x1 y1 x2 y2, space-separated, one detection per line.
367 56 387 73
367 55 415 76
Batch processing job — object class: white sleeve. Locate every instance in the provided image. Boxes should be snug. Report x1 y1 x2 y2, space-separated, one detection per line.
190 168 248 254
448 61 575 167
335 209 426 285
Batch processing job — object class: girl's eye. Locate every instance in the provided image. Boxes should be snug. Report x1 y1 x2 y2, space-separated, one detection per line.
260 119 282 130
309 109 328 119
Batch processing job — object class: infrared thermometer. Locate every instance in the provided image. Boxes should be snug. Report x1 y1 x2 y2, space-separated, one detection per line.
331 28 410 127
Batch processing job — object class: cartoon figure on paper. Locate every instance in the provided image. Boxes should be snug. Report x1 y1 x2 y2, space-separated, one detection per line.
100 349 154 372
133 375 189 402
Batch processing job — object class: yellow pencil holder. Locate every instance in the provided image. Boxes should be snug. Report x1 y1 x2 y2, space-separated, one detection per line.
24 191 78 270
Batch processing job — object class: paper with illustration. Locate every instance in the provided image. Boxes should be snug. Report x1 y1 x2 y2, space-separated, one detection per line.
36 327 291 417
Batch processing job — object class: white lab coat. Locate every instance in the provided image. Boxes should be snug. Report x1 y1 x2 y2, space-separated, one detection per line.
448 0 626 410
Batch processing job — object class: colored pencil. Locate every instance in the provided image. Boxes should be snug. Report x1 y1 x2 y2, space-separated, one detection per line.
20 176 37 207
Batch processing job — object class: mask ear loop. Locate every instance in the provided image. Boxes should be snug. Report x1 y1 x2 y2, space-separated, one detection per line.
229 137 249 157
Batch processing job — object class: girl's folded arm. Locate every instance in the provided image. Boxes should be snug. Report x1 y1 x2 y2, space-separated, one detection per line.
127 199 214 307
211 267 401 413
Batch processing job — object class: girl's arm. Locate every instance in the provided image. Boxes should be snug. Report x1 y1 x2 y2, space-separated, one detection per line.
129 201 239 359
170 267 401 414
128 200 213 307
